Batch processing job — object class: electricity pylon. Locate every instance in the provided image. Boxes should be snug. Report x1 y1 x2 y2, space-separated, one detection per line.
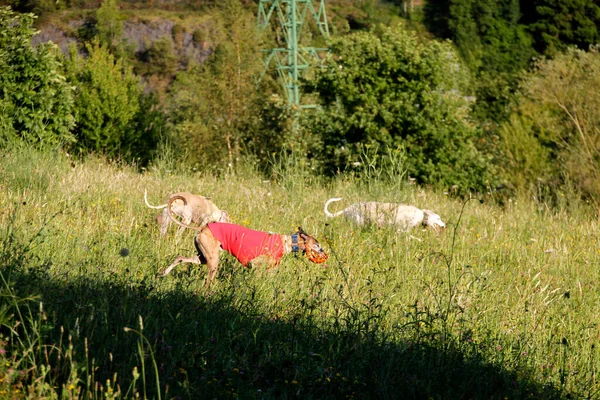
257 0 330 109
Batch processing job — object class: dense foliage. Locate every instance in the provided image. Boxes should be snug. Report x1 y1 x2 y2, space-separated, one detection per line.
1 0 599 196
169 0 270 172
423 0 537 121
425 0 536 72
499 46 600 205
521 0 600 54
67 40 142 156
65 39 164 164
0 7 75 148
306 25 492 191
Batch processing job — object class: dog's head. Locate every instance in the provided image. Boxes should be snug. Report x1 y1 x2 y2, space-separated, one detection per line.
422 210 446 232
296 227 328 264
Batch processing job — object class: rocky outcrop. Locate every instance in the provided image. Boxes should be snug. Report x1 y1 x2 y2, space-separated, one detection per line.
122 19 212 66
33 17 213 68
32 20 82 54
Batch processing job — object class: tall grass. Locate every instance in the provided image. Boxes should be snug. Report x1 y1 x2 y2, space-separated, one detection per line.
0 146 599 398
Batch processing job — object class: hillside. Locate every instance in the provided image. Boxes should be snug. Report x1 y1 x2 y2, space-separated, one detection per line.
3 0 600 205
1 147 599 398
3 2 600 397
29 0 405 95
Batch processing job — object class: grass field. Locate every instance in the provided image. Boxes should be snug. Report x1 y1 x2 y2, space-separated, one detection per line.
1 147 599 399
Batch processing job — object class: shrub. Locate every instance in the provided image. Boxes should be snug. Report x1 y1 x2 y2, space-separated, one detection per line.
423 0 537 124
172 23 185 47
192 28 206 44
95 0 124 49
500 46 600 205
0 7 75 148
306 24 493 192
496 113 554 191
7 0 67 16
67 39 161 163
138 36 178 77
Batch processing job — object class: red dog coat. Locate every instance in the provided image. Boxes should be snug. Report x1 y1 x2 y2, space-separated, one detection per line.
207 223 285 267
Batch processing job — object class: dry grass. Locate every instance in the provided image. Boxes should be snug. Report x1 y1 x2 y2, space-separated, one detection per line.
0 147 598 398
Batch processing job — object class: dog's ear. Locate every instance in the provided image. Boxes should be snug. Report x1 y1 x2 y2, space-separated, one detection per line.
421 210 432 225
298 226 311 240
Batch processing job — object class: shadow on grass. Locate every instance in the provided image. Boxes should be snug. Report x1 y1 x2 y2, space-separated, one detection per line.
0 264 569 400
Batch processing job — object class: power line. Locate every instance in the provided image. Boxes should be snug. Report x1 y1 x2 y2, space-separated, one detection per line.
257 0 330 109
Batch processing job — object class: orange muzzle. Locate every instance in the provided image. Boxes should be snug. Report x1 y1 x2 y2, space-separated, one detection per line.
305 245 328 264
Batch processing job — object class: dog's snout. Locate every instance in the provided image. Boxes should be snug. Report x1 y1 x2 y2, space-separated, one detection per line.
434 223 446 233
306 243 328 264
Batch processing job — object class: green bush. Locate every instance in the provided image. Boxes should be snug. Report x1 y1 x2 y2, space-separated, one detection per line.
67 39 162 164
95 0 124 49
423 0 537 124
500 46 600 205
306 24 493 192
192 28 207 45
172 23 185 47
137 36 178 77
0 100 16 139
7 0 67 16
497 113 554 191
0 7 75 148
523 0 600 55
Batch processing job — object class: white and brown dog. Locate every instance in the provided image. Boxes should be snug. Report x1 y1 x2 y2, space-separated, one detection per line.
144 189 230 236
324 197 446 232
162 195 328 287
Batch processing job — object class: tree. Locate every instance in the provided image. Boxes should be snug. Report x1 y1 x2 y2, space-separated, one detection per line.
0 6 75 148
169 0 269 172
423 0 537 122
425 0 534 72
422 0 451 38
7 0 67 17
306 24 493 191
95 0 124 50
499 46 600 204
522 0 600 54
67 39 157 162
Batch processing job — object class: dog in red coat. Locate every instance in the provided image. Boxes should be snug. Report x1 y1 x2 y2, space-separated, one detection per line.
161 195 328 287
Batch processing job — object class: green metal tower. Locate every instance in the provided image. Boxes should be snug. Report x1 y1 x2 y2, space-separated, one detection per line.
257 0 330 108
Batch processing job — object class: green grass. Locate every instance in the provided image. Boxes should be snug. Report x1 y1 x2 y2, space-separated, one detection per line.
1 147 599 399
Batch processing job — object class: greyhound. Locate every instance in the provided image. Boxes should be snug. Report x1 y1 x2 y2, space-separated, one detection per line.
324 197 446 232
144 189 230 236
162 195 328 286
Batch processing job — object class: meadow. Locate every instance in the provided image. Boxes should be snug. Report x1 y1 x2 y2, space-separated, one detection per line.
1 147 599 399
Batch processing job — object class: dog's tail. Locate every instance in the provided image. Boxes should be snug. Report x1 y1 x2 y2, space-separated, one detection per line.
167 195 204 232
144 189 167 209
324 197 346 218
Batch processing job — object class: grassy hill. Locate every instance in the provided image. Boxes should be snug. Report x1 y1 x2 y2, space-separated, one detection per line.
2 2 600 397
0 148 598 398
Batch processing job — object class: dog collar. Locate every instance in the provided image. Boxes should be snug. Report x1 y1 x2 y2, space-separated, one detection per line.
291 234 300 253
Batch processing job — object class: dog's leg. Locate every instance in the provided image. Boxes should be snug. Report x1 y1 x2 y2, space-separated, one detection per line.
176 219 188 236
195 228 221 287
162 255 201 276
160 208 171 236
348 210 366 226
162 231 208 276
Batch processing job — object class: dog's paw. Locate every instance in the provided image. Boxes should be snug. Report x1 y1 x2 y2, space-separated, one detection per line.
157 270 170 278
